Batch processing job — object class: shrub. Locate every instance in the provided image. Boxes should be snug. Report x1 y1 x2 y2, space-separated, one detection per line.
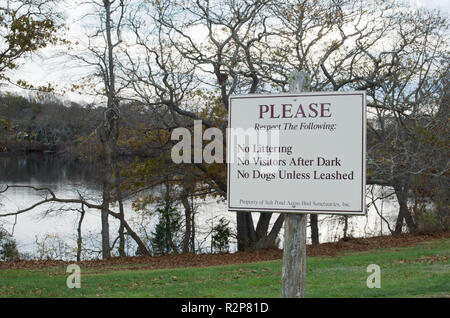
211 218 232 253
0 227 19 261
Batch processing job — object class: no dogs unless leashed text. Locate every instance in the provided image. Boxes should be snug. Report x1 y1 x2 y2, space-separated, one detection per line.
227 92 366 215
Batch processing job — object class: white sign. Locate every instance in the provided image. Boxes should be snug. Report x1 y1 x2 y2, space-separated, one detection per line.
227 91 366 215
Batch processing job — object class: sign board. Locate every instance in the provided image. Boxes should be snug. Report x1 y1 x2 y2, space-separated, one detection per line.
227 91 366 215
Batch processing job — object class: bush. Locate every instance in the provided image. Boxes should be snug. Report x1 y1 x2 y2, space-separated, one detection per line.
151 195 182 255
0 227 19 261
211 218 232 253
416 208 450 234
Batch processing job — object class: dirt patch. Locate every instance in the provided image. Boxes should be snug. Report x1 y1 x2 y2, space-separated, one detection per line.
1 232 449 271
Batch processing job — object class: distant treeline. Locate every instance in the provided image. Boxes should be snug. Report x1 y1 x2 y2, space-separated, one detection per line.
0 93 103 154
0 93 160 159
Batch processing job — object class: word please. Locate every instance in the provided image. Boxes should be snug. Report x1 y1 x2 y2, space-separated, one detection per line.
259 103 332 119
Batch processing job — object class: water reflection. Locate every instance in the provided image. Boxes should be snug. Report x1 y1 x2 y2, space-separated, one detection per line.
0 153 101 187
0 154 399 260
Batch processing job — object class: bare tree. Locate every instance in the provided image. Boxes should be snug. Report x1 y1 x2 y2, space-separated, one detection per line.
0 184 150 256
68 0 130 258
117 0 450 248
366 8 449 233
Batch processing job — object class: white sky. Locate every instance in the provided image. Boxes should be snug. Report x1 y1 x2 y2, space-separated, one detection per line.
412 0 450 13
3 0 450 104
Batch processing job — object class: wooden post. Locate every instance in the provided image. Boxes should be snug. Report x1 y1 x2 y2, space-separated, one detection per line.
281 71 308 298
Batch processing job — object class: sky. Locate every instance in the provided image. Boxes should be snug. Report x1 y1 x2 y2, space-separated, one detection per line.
412 0 450 13
3 0 450 104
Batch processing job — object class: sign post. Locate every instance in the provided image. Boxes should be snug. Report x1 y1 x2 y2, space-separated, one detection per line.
227 72 366 298
281 72 308 298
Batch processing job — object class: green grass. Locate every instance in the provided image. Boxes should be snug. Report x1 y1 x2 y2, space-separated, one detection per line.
1 238 449 298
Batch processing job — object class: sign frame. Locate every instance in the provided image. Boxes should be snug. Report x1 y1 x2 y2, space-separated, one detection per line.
227 91 367 216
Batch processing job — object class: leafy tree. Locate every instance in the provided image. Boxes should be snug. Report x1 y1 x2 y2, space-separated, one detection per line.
0 0 64 86
0 226 19 261
211 217 233 253
151 189 183 255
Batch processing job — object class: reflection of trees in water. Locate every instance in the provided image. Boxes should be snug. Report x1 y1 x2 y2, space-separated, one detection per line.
0 153 101 188
0 154 404 260
319 206 399 243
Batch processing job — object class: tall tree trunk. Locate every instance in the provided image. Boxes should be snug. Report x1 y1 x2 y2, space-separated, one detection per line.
343 216 349 240
310 214 319 245
163 181 178 255
254 214 284 249
394 207 405 235
393 180 417 234
181 195 192 254
236 212 257 250
76 204 86 262
191 195 196 254
237 212 285 250
403 201 417 232
101 176 111 259
165 209 179 255
97 0 122 259
116 173 125 257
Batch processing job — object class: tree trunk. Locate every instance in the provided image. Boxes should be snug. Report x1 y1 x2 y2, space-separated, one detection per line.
310 214 319 245
165 209 179 255
236 212 257 250
393 180 417 234
237 212 285 250
116 175 125 257
394 182 406 234
97 0 122 259
253 214 284 249
181 195 192 254
191 195 196 254
343 216 349 240
101 177 111 259
76 204 85 262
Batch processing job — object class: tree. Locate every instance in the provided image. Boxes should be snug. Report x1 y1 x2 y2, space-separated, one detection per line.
68 0 129 258
120 0 448 250
0 225 19 261
123 0 284 251
0 184 151 258
211 217 232 253
310 214 319 245
0 0 63 150
0 0 63 86
124 146 211 255
151 183 183 255
366 8 449 234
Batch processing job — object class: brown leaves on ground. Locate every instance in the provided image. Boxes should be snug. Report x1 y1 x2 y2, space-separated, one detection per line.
393 255 449 266
1 231 449 271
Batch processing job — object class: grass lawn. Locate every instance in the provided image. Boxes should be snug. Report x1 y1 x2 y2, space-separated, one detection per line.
0 238 449 298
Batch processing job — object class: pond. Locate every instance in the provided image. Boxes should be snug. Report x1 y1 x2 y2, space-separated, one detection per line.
0 153 400 260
